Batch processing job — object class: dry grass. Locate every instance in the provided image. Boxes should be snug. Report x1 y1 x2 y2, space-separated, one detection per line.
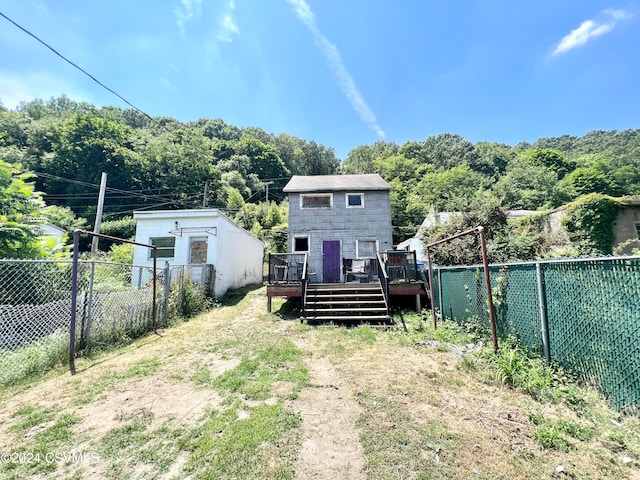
0 288 638 479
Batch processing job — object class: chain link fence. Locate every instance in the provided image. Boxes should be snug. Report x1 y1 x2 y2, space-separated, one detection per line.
432 256 640 412
0 259 214 386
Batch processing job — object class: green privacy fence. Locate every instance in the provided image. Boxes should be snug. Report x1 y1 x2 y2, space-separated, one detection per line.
432 256 640 413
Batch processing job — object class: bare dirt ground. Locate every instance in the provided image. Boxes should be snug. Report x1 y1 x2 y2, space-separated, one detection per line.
1 288 638 479
288 338 365 479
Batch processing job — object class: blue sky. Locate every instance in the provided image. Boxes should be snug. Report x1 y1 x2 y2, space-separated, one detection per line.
1 0 638 160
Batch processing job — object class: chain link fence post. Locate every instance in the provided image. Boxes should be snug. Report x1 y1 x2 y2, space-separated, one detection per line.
535 262 551 364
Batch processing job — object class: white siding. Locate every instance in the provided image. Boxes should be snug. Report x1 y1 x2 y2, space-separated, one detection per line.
133 209 264 297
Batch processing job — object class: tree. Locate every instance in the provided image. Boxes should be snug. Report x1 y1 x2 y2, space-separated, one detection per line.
419 195 543 265
521 148 575 179
492 157 561 209
0 161 52 258
410 164 488 212
559 167 620 198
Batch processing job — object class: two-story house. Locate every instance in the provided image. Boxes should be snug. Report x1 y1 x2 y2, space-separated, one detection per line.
282 174 393 283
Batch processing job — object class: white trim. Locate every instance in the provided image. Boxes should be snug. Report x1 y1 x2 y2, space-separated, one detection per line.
293 234 310 253
346 192 364 208
149 236 176 259
300 193 333 209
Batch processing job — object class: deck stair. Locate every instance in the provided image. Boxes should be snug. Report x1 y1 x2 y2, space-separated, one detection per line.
302 283 391 324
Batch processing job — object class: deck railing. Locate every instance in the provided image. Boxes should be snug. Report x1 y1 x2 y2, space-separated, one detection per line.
379 250 420 283
375 253 391 316
267 253 308 284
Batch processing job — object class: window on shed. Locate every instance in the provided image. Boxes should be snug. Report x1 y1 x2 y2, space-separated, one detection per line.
346 193 364 208
357 239 377 258
150 237 175 259
294 236 309 252
301 194 332 209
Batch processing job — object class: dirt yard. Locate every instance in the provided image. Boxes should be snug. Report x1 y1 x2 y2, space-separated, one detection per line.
0 286 638 479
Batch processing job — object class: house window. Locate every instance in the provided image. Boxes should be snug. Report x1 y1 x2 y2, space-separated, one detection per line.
346 193 364 208
294 236 309 252
301 194 332 209
635 222 640 239
149 237 175 259
357 239 377 258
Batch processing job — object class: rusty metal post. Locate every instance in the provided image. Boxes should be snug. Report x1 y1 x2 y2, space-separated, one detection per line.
477 227 498 353
152 248 157 333
426 247 437 329
69 230 80 374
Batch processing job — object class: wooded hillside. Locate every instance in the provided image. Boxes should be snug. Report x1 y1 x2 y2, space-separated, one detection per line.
1 95 638 255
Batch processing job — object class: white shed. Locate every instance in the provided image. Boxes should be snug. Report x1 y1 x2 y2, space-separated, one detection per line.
132 209 264 298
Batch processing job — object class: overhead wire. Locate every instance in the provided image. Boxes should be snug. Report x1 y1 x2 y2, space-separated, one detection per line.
0 10 153 123
1 10 292 221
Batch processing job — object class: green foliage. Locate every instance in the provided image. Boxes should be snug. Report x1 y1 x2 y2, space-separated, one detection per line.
99 216 136 241
0 160 51 259
3 95 640 263
521 148 575 178
172 278 213 318
108 242 134 264
420 195 545 265
561 193 624 255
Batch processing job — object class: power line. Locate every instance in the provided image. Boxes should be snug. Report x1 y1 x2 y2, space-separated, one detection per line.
0 10 153 122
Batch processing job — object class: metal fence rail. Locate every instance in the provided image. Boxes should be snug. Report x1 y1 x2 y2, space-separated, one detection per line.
0 259 214 386
433 256 640 412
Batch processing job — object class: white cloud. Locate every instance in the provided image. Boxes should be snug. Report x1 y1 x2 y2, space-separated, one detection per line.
286 0 385 138
218 14 239 42
174 0 203 35
552 9 632 56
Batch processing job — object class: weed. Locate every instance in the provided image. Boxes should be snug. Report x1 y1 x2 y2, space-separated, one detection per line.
534 424 573 452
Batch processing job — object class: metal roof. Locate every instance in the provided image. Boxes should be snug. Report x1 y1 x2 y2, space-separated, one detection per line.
283 174 391 193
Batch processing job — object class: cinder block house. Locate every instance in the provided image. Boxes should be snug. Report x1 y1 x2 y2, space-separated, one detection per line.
132 209 264 298
282 174 393 283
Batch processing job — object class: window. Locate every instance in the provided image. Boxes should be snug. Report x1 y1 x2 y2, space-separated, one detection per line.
301 194 332 209
149 237 175 259
294 236 309 252
357 239 377 258
636 222 640 239
346 193 364 208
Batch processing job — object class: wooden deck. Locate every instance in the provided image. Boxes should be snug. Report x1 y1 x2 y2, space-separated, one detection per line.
266 280 428 312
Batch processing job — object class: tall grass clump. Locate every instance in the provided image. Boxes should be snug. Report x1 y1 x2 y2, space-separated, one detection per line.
0 332 68 386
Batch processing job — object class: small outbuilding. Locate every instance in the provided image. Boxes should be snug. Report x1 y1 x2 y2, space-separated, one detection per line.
132 209 264 298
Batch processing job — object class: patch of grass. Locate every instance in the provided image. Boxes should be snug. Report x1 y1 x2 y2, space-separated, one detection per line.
8 405 56 432
1 411 84 478
97 409 189 478
389 310 481 348
213 336 309 401
190 363 213 386
0 333 68 387
125 357 161 377
182 402 301 479
74 371 123 404
534 424 573 452
348 325 378 344
100 409 155 458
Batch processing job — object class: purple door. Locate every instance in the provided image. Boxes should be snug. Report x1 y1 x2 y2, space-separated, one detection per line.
322 240 341 283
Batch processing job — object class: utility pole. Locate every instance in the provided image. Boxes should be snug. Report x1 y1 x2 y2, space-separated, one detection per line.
263 181 274 216
91 172 107 253
202 181 208 208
